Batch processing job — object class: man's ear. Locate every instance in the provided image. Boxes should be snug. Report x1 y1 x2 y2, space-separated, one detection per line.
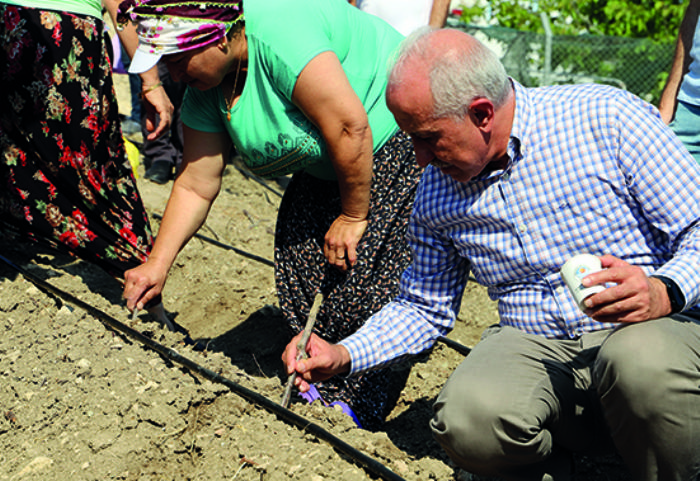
469 98 495 129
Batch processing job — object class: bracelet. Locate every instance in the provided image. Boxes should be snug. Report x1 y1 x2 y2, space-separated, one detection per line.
139 82 163 99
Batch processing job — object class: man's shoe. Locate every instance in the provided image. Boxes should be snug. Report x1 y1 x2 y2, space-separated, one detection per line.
144 161 173 184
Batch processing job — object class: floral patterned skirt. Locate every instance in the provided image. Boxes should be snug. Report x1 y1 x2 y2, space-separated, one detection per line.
0 5 153 280
275 131 423 430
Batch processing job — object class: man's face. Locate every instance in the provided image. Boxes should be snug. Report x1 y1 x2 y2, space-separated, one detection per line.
387 76 492 183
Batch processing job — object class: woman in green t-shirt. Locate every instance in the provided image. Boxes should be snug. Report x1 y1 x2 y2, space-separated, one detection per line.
120 0 423 430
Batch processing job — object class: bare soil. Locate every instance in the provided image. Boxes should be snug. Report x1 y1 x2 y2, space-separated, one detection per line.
0 74 631 481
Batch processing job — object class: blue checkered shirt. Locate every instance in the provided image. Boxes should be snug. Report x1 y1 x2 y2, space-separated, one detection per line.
341 80 700 375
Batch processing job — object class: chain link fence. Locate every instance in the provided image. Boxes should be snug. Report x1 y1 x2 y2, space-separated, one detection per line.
447 18 675 104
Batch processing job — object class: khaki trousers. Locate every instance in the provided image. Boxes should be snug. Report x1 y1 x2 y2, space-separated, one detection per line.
431 314 700 481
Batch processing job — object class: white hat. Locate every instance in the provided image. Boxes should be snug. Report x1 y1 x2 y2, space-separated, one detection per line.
128 43 162 74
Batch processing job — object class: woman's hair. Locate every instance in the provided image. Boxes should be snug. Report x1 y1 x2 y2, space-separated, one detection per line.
226 19 245 39
390 28 510 120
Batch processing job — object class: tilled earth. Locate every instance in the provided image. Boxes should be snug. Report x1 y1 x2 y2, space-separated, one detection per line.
0 75 631 481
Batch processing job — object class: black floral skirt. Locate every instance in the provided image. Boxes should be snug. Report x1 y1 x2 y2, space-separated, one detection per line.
275 131 423 430
0 5 153 279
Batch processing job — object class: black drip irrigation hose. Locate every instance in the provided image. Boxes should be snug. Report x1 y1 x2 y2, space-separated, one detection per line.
0 253 404 481
153 213 475 357
436 336 472 356
231 162 285 198
151 213 275 268
151 213 480 288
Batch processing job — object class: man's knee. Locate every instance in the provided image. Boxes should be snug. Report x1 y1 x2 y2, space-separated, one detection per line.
431 381 497 469
430 377 552 475
594 322 678 411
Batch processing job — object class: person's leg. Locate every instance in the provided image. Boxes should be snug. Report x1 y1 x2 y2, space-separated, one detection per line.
669 100 700 164
121 72 142 136
0 6 154 279
431 326 614 480
593 315 700 481
142 62 185 183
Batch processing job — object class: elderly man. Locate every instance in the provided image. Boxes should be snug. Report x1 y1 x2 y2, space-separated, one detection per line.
283 28 700 480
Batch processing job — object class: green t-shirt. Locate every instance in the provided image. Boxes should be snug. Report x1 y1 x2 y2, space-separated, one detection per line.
182 0 403 180
1 0 102 18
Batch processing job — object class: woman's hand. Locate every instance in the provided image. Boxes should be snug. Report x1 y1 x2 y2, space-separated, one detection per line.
103 0 173 139
324 214 368 271
122 259 169 311
141 84 174 140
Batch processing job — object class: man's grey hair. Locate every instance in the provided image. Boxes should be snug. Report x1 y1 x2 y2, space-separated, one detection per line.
389 27 510 119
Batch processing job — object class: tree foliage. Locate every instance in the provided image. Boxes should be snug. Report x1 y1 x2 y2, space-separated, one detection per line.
457 0 687 102
460 0 686 42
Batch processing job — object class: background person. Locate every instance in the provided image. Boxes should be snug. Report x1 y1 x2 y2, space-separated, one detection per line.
119 0 423 430
658 0 700 163
285 28 700 479
0 0 173 327
349 0 450 36
140 61 186 185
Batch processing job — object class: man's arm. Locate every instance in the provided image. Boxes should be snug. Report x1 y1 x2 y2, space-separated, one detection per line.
283 293 458 394
581 93 700 323
658 0 700 124
428 0 451 29
283 198 471 386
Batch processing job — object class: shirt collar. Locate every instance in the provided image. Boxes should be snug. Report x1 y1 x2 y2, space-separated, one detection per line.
471 78 528 181
507 78 532 166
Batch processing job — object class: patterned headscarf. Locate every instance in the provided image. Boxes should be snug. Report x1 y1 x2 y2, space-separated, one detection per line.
117 0 244 73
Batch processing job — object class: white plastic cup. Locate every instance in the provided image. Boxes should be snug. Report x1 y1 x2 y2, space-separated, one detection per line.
560 254 605 311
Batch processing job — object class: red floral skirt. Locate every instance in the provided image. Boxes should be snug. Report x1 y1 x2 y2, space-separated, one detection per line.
0 5 153 280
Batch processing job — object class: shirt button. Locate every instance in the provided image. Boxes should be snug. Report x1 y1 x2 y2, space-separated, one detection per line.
519 224 527 233
502 172 510 181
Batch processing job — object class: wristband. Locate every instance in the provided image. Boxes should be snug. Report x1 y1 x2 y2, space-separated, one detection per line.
651 275 684 314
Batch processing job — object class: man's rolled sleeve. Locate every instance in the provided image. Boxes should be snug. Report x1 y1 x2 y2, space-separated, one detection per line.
339 298 454 375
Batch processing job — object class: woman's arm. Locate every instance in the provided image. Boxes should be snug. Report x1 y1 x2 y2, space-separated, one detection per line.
428 0 451 29
659 0 700 124
103 0 173 139
122 126 231 310
291 51 373 271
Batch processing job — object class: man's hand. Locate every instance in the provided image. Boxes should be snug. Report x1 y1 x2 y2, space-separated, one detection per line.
281 333 351 392
580 254 672 323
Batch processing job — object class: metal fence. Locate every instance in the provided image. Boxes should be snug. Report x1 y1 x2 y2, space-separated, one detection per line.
447 17 675 104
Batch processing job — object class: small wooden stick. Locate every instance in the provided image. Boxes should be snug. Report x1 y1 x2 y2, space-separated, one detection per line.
280 293 323 408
